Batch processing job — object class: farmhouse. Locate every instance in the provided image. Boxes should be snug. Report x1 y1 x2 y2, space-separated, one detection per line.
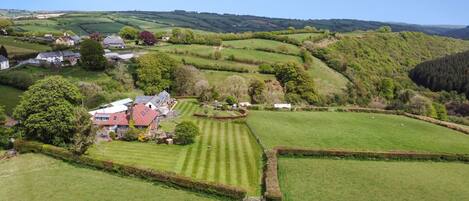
55 36 75 46
0 55 9 70
36 50 81 65
103 36 126 49
134 90 173 115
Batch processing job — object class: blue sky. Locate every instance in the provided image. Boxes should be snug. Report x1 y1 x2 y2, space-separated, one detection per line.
2 0 468 25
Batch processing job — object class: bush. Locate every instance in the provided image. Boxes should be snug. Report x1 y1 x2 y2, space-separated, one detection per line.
109 132 116 140
122 128 140 141
225 96 238 106
174 121 199 145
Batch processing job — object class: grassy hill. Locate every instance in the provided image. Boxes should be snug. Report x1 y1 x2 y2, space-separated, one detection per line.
279 158 469 201
247 111 469 153
0 154 223 201
0 36 52 57
313 32 469 96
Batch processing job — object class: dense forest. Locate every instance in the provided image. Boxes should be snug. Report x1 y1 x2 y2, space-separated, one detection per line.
117 11 458 36
410 51 469 97
312 32 469 100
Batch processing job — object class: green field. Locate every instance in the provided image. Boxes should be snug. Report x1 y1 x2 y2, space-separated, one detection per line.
0 154 222 201
278 158 469 201
0 85 24 115
247 111 469 153
223 39 301 55
154 44 303 64
202 70 276 86
80 22 126 34
280 33 323 41
168 53 259 72
10 65 109 83
308 57 349 95
88 100 263 195
0 36 52 56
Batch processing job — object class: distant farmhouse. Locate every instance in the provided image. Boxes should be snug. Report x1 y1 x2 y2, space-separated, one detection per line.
89 91 174 136
36 50 81 65
0 55 9 70
55 34 81 46
103 36 126 49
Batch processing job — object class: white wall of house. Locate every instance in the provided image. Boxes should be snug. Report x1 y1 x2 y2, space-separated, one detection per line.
36 55 63 63
0 60 9 70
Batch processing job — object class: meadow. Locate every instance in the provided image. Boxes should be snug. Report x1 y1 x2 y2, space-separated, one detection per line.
0 36 52 56
279 33 323 41
247 111 469 153
222 39 301 55
278 157 469 201
307 57 349 95
88 100 263 195
0 154 223 201
168 54 259 72
0 85 23 115
201 70 276 86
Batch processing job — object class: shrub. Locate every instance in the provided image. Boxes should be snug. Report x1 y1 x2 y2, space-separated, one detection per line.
122 128 140 141
109 132 116 140
225 96 238 106
174 121 199 145
138 133 149 142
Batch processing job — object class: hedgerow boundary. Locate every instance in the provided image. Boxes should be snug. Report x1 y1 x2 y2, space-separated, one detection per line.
14 140 247 200
248 106 469 135
263 147 469 201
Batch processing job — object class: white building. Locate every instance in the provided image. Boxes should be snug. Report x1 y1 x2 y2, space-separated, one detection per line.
0 55 9 70
274 103 292 109
103 36 126 49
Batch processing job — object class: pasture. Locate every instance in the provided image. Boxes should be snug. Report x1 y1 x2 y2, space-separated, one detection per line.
278 158 469 201
0 85 23 115
222 39 301 55
279 33 323 41
308 56 349 95
0 36 52 56
202 70 276 86
0 154 222 201
154 44 303 64
88 100 263 195
247 111 469 154
168 53 259 72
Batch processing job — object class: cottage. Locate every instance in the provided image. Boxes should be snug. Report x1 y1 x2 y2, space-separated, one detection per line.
55 36 75 46
0 55 9 70
134 91 172 115
36 51 80 65
103 36 126 49
104 51 134 61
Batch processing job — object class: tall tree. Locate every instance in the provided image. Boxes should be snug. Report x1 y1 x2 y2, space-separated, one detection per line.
70 107 95 155
80 39 107 70
172 65 201 96
13 76 83 147
139 31 157 45
119 26 139 40
248 79 267 104
0 45 8 58
136 53 179 95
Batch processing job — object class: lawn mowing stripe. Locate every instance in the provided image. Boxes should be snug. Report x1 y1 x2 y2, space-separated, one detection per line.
206 121 220 182
234 123 248 187
197 120 213 179
228 122 239 186
190 120 207 178
179 145 194 175
187 103 199 116
179 102 191 116
202 120 215 181
182 119 201 176
225 123 236 185
224 121 232 185
194 120 210 179
174 145 190 173
214 121 225 183
240 125 257 191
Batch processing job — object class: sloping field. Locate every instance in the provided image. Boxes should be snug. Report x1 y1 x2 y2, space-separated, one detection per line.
247 111 469 153
202 70 276 86
0 36 51 56
0 154 222 201
279 33 323 41
168 54 259 72
154 44 303 64
279 158 469 201
88 100 263 195
0 85 24 115
308 57 349 95
223 39 301 55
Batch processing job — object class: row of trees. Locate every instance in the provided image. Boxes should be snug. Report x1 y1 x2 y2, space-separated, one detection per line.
119 26 157 45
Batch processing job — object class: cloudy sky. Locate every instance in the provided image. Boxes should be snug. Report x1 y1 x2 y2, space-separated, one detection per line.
2 0 468 25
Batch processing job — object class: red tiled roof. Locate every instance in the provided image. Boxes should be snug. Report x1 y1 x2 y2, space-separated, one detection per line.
93 112 129 126
131 104 159 126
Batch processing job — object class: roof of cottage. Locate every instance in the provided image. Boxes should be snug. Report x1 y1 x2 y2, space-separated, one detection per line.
134 90 171 107
0 55 7 62
103 36 125 45
131 104 158 126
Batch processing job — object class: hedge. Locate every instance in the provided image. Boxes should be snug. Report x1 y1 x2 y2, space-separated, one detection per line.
264 150 282 201
274 147 469 162
14 140 247 200
404 113 469 135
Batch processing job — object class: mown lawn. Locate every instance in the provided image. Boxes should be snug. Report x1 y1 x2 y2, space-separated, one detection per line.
0 85 24 115
223 39 301 55
0 154 222 201
247 111 469 154
308 57 349 95
278 158 469 201
88 100 263 195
